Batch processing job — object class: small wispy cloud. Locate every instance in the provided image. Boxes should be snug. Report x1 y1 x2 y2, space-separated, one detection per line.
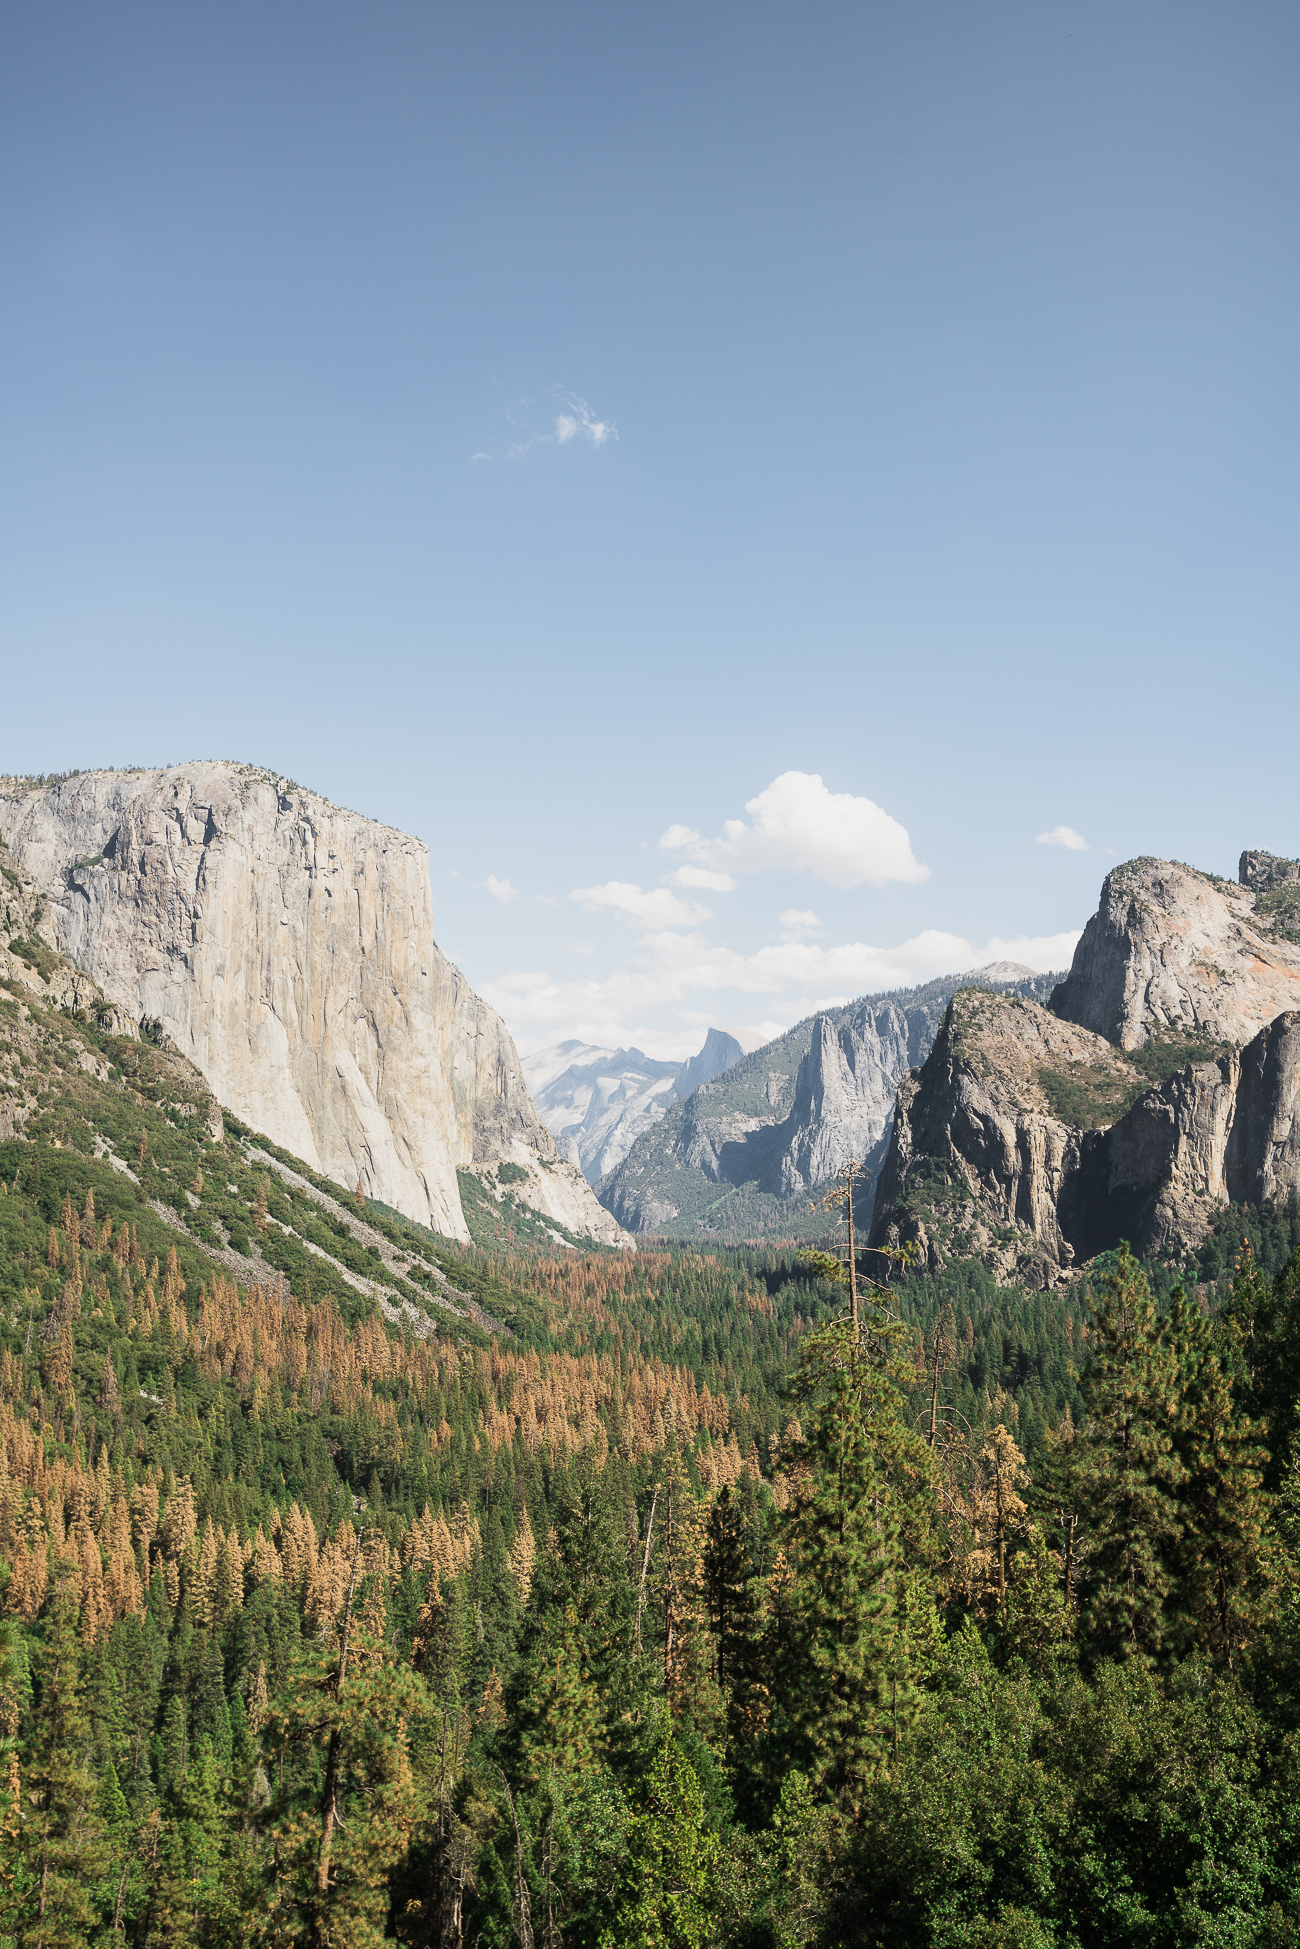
1035 826 1089 852
671 865 737 892
485 875 521 903
778 909 824 941
503 387 618 460
554 391 616 447
471 451 492 462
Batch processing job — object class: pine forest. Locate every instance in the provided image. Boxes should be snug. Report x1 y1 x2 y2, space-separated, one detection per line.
6 978 1300 1948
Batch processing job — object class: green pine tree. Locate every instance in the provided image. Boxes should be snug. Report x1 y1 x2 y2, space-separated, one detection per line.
1224 1239 1300 1490
1165 1288 1275 1670
599 1728 719 1949
703 1486 762 1757
777 1288 937 1811
254 1615 425 1948
17 1565 109 1948
1071 1246 1185 1666
152 1734 237 1946
516 1602 607 1787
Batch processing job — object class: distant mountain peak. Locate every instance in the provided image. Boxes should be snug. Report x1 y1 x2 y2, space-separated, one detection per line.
672 1027 745 1101
522 1026 745 1185
972 959 1039 981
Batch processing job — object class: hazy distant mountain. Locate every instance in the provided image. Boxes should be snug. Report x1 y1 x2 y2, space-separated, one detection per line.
522 1028 744 1185
596 965 1063 1240
673 1027 744 1100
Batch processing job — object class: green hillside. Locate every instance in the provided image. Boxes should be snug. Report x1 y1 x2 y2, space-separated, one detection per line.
6 921 1300 1945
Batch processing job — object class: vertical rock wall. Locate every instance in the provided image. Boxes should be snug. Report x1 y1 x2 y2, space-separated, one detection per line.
0 762 620 1245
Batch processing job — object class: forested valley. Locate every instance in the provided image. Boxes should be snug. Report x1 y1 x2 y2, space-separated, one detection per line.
5 983 1300 1945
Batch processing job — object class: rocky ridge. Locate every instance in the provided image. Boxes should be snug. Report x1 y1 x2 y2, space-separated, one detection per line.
0 764 626 1249
599 966 1061 1238
871 852 1300 1285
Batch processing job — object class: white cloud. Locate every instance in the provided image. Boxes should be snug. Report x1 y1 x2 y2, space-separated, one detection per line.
554 391 616 447
569 880 710 927
485 875 521 903
502 388 617 460
671 865 738 892
481 925 1083 1052
779 909 823 940
471 451 492 462
659 772 928 889
1036 825 1089 852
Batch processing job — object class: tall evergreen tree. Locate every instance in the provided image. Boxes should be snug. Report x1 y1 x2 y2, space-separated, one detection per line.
776 1285 937 1813
255 1566 426 1949
1071 1246 1185 1666
17 1565 108 1948
1224 1239 1300 1489
599 1728 719 1949
1166 1289 1274 1670
703 1486 762 1758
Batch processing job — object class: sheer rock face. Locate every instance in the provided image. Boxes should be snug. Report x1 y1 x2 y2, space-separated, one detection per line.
0 763 626 1247
672 1029 745 1103
872 856 1300 1284
1049 857 1300 1050
672 1005 915 1200
772 1008 914 1196
0 833 122 1025
870 993 1135 1287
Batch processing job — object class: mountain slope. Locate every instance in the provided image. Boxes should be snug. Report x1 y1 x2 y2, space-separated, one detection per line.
598 965 1061 1238
0 764 626 1248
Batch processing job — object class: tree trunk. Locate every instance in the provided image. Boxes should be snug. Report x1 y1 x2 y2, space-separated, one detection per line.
847 1170 857 1328
635 1487 657 1650
312 1527 365 1942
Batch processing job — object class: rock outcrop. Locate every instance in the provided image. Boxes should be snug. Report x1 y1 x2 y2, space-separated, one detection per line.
599 966 1062 1237
872 853 1300 1284
1049 856 1300 1049
0 763 627 1248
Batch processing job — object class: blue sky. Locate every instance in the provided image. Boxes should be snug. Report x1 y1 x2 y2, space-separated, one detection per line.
2 2 1298 1057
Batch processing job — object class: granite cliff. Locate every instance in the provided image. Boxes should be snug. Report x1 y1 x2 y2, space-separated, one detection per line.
1050 855 1300 1048
871 852 1300 1285
0 763 626 1248
598 966 1061 1238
